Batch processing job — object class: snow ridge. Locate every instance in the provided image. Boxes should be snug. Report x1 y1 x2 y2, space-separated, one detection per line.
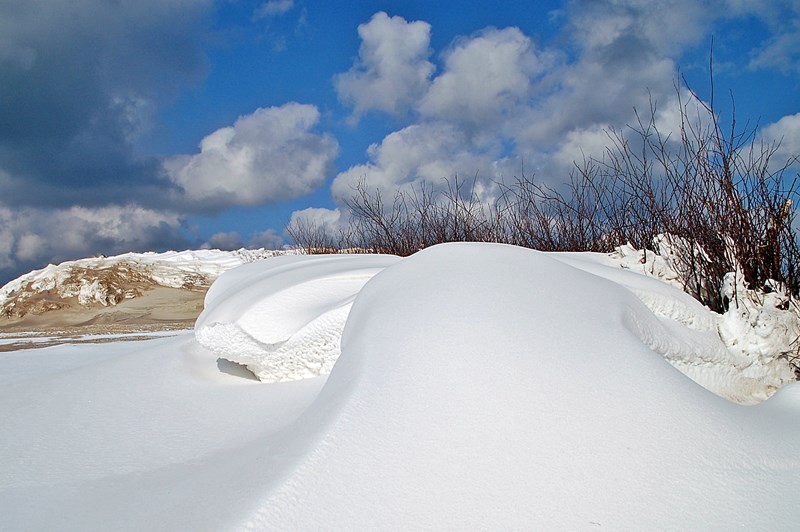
194 254 400 382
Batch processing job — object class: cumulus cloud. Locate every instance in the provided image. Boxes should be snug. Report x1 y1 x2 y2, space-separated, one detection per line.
749 22 800 73
14 233 46 262
164 103 339 211
418 27 542 130
506 0 709 163
0 225 14 271
333 5 701 193
566 0 709 58
0 204 187 283
288 207 345 235
202 231 243 251
512 56 678 155
331 122 513 203
248 229 285 249
760 112 800 165
335 12 435 118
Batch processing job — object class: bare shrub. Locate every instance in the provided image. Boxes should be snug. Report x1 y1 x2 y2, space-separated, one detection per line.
285 216 348 254
342 176 507 256
523 88 800 312
287 80 799 316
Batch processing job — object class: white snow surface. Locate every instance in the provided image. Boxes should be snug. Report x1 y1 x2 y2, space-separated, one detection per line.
195 254 400 381
551 250 797 404
1 243 798 530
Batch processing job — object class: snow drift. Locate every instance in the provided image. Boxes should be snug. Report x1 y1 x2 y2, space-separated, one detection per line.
1 243 799 530
199 244 795 404
195 254 399 381
240 243 800 529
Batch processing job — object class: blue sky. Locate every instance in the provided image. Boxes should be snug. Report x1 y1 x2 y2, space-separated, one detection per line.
1 0 799 283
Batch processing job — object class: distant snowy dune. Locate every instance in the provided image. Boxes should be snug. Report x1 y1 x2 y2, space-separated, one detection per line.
1 243 798 530
0 248 289 320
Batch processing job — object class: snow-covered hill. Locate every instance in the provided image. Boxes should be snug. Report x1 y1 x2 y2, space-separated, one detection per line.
1 243 798 530
0 248 290 319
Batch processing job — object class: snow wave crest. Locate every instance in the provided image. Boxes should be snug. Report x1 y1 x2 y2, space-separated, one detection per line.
195 254 399 382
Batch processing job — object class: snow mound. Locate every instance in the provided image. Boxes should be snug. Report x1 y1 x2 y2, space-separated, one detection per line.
2 243 799 530
195 254 400 381
244 243 800 529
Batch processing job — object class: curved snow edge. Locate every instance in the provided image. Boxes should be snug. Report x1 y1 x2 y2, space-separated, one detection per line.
194 254 400 382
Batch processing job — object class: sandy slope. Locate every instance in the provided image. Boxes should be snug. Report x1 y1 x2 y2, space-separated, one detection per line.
0 286 206 350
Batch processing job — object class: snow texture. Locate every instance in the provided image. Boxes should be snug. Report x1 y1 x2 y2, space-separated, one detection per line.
551 250 796 404
1 243 798 530
243 243 800 529
195 254 400 381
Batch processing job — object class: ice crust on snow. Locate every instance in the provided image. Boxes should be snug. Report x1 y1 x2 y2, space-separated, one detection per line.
195 254 400 382
1 243 799 530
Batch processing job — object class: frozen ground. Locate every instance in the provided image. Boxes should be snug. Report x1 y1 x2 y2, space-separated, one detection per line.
1 243 798 530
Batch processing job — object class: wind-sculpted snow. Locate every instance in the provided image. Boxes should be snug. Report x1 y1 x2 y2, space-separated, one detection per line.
2 244 799 530
242 243 800 529
195 254 400 381
551 252 796 403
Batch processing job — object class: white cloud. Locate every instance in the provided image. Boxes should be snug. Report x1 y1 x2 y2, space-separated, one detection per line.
567 0 709 57
760 112 800 165
289 207 343 232
0 204 186 280
164 103 339 211
253 0 295 20
202 231 243 250
509 53 678 177
248 228 284 249
749 21 800 73
331 122 509 204
418 27 541 130
53 205 184 253
0 224 13 270
14 233 45 262
335 12 434 118
331 7 702 196
286 207 347 246
548 124 613 171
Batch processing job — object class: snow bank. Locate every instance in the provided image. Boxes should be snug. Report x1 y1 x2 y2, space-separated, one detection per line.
243 243 800 529
201 244 794 403
195 254 399 381
550 251 797 403
2 243 799 530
